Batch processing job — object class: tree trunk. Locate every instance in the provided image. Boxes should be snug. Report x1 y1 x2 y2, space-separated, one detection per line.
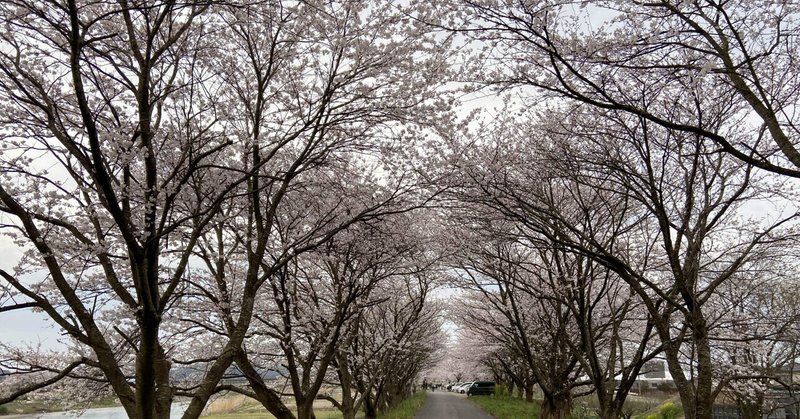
540 393 572 419
236 354 295 419
660 328 697 419
692 310 715 419
364 393 377 419
737 400 762 419
524 383 534 403
339 386 357 419
135 302 167 419
154 344 173 419
296 399 317 419
600 384 634 419
594 383 612 419
342 408 358 419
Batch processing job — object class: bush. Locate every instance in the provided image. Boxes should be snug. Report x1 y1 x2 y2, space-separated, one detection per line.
469 394 539 419
379 391 427 419
494 384 511 397
659 402 681 419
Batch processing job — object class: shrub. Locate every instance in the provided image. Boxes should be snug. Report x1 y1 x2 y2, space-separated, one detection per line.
659 402 681 419
494 384 510 397
379 391 427 419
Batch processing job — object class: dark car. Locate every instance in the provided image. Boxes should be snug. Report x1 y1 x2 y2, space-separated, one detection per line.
466 381 495 396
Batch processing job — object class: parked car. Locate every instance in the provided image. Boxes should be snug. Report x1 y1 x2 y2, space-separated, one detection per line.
466 381 496 396
457 381 474 394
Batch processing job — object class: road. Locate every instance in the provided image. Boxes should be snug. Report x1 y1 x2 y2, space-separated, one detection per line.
415 390 493 419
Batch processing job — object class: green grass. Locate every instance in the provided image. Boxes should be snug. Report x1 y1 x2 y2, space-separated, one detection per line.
1 398 70 415
468 394 540 419
378 391 427 419
633 401 682 419
203 412 345 419
202 404 348 419
0 395 122 416
569 393 672 419
200 396 350 419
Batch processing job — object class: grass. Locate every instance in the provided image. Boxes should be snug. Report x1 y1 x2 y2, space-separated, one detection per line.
201 399 350 419
569 393 673 419
0 394 123 416
0 391 425 419
201 392 427 419
632 400 683 419
203 411 346 419
378 391 427 419
468 394 540 419
466 393 679 419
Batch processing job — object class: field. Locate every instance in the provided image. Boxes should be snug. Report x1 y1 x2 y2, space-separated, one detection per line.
201 391 427 419
466 392 680 419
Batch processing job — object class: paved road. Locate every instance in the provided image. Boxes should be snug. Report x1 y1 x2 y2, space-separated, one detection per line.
415 390 493 419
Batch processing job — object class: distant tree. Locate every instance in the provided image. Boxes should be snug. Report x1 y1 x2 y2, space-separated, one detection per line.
247 214 433 419
427 337 489 385
447 233 585 417
331 269 443 419
444 133 663 418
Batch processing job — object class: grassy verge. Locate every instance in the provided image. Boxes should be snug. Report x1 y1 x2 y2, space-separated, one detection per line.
201 401 350 419
201 392 427 419
468 394 540 419
203 412 346 419
0 395 119 415
569 393 673 419
632 401 682 419
378 391 427 419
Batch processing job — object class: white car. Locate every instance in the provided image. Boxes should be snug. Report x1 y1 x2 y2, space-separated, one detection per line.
457 381 474 394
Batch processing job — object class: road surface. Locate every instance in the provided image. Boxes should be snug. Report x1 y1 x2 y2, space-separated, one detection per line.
415 390 493 419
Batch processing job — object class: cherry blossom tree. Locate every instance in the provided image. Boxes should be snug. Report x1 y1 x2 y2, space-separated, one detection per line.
444 1 800 417
451 102 799 418
0 2 230 417
245 213 435 419
330 267 444 419
446 230 585 418
0 1 455 418
425 338 488 385
168 1 454 417
442 134 665 418
710 260 800 418
456 0 800 177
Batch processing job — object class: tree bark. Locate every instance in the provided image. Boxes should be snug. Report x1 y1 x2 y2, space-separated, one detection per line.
693 311 715 419
363 393 377 419
540 392 571 419
235 353 295 419
524 383 535 403
296 399 317 419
